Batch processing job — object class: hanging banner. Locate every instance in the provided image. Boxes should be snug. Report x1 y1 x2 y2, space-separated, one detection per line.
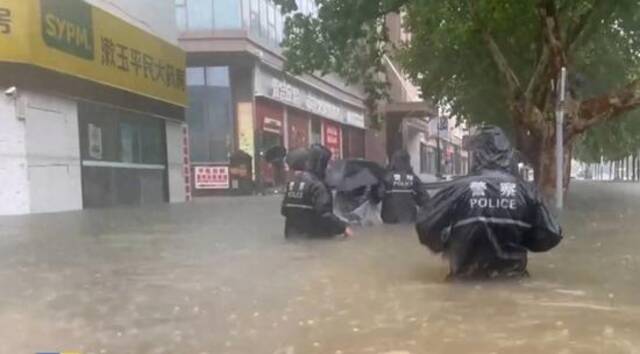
0 0 186 107
194 166 230 190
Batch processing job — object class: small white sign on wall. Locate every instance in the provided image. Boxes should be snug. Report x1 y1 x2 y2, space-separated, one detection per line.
88 123 103 160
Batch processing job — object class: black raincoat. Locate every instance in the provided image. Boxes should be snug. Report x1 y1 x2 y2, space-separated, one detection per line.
377 150 429 224
281 144 347 238
416 126 562 279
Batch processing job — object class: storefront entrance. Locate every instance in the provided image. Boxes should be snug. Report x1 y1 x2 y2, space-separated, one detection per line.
78 102 168 208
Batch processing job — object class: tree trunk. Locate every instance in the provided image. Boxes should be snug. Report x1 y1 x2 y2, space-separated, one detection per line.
618 160 623 180
618 160 622 180
600 163 603 180
599 163 603 180
532 138 572 202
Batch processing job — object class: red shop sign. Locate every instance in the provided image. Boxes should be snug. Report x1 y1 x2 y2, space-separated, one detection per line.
323 122 341 160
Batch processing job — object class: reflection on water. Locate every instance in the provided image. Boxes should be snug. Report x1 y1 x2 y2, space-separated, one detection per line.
0 182 638 353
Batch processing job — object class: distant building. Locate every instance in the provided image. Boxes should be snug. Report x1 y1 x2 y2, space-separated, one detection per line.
382 12 468 181
175 0 372 195
0 0 188 215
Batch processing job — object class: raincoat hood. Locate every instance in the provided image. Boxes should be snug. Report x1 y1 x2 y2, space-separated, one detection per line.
306 144 332 179
286 147 310 171
389 150 413 173
468 126 516 174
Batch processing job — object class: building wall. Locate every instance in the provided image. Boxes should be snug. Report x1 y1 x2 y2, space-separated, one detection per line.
86 0 178 44
25 91 82 213
0 91 29 215
404 124 422 175
0 89 83 215
365 129 387 165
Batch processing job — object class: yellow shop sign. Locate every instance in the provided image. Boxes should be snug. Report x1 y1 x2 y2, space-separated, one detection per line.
0 0 186 107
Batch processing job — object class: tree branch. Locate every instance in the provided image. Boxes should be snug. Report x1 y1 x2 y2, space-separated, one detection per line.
575 79 640 133
536 0 566 73
468 0 521 97
525 46 550 102
565 0 599 50
565 0 615 51
482 31 522 96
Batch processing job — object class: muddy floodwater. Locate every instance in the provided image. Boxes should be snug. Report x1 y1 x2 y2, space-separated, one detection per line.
0 181 639 354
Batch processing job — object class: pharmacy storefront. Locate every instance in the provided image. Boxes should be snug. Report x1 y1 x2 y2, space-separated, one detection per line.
0 0 188 215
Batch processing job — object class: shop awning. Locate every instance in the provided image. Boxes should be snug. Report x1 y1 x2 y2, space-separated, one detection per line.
380 101 436 119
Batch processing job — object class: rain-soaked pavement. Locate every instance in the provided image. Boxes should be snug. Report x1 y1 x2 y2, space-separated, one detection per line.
0 181 639 354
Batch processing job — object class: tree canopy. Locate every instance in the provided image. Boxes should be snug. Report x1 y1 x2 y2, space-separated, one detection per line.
275 0 640 193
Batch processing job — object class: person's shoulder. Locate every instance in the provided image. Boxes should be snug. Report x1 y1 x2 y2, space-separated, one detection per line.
294 171 314 181
448 174 478 186
298 172 326 189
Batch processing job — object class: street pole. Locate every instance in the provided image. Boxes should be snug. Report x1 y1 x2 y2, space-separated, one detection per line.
555 67 567 210
436 124 442 179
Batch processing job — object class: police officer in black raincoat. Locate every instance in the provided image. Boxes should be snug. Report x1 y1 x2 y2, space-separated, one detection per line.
281 144 352 238
376 150 430 224
416 126 562 280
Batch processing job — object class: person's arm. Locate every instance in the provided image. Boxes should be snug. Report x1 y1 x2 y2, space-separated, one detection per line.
522 184 563 252
412 175 430 208
370 182 384 204
415 184 458 253
281 182 290 217
311 182 347 236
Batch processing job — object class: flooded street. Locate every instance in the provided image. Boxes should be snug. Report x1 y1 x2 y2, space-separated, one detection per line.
1 181 639 354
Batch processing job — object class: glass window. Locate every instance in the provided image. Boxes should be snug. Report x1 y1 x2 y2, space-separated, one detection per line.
241 0 250 28
206 67 230 87
79 102 165 165
311 119 321 144
120 122 141 163
176 0 187 31
250 0 260 36
267 2 276 44
140 122 165 164
187 67 206 86
186 66 234 163
79 103 119 162
259 0 268 38
187 0 213 30
214 0 242 29
420 145 437 174
275 8 283 44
